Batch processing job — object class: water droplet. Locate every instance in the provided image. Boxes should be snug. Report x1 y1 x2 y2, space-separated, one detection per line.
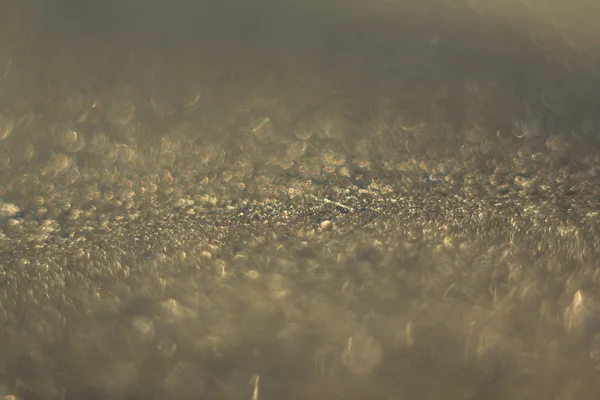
0 113 13 140
159 298 186 324
56 126 85 153
541 85 568 114
286 141 307 160
0 203 19 217
157 336 177 358
44 153 72 177
546 134 569 152
0 53 11 79
293 119 313 140
313 111 347 139
252 117 274 140
163 362 205 397
320 220 333 231
177 82 202 107
150 89 176 117
341 329 383 376
107 97 135 126
131 316 154 342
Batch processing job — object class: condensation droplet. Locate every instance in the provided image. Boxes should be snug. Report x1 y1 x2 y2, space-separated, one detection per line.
267 273 289 299
12 141 35 164
163 362 205 397
0 203 19 217
131 316 154 342
0 53 11 79
116 145 136 166
564 290 589 336
44 153 72 177
177 83 202 107
286 141 307 159
107 97 136 126
546 134 569 152
157 336 178 358
341 330 383 376
313 111 347 139
150 90 176 117
56 127 85 153
394 113 422 132
159 298 186 324
541 85 568 114
320 220 332 230
0 113 13 140
293 119 313 140
252 117 274 140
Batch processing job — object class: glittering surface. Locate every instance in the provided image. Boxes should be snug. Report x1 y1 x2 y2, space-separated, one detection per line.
2 0 600 399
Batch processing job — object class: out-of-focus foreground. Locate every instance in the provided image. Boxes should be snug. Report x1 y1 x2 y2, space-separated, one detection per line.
2 0 600 399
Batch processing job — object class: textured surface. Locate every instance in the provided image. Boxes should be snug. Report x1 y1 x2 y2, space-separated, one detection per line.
2 0 600 399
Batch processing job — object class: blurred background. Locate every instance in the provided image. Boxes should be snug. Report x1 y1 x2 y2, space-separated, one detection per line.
2 0 600 399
